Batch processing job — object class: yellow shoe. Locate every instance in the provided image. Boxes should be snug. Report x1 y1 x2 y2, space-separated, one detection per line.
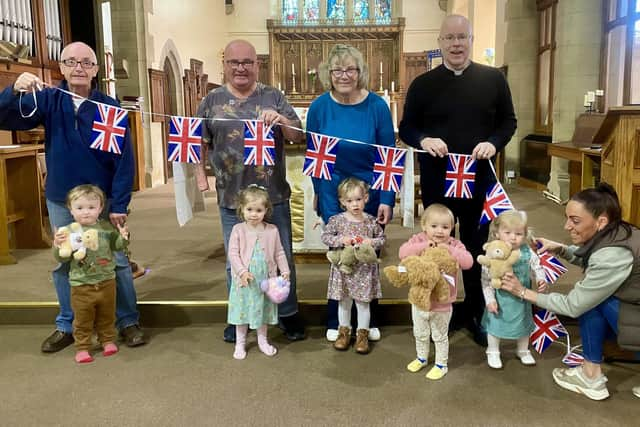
426 365 448 380
406 358 428 373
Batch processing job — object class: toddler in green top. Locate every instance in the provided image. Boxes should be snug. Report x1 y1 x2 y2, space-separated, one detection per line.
52 184 129 364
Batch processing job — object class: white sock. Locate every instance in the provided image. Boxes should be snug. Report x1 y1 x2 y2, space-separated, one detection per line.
355 300 370 330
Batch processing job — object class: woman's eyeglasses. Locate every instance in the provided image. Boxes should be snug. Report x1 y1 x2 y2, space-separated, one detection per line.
330 68 359 78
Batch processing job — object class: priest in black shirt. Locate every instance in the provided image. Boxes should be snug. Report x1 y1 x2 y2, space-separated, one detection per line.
399 14 517 347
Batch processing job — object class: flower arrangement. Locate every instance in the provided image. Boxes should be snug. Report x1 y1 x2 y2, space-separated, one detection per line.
308 68 317 89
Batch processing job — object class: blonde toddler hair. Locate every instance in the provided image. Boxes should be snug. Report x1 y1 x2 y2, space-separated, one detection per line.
420 203 455 231
337 177 369 209
66 184 105 209
488 210 535 244
236 185 272 221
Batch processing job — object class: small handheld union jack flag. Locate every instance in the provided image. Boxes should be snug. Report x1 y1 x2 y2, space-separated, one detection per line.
479 182 514 225
167 116 202 164
530 309 568 354
90 104 128 154
243 120 276 166
562 351 585 367
371 146 407 193
444 154 476 198
536 241 568 284
303 132 339 180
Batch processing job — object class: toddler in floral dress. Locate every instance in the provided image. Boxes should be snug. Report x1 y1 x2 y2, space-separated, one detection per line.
321 178 385 354
227 186 290 360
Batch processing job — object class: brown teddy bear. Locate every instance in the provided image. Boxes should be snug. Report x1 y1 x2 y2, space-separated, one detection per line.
327 242 379 275
476 239 520 289
56 223 100 261
383 246 459 311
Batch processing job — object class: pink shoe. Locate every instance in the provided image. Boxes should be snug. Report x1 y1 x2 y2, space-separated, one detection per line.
103 342 118 357
75 351 94 364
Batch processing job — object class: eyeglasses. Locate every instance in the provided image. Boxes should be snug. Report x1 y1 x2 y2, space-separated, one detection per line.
225 60 255 69
60 58 97 69
439 33 472 43
330 67 359 78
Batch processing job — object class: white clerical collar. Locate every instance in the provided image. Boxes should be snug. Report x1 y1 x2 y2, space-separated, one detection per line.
443 61 471 76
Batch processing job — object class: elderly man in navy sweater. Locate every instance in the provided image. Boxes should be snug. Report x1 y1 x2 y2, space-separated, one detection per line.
399 15 517 347
0 42 145 352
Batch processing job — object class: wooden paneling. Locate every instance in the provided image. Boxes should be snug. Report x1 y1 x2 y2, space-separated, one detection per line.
148 69 167 122
403 52 427 90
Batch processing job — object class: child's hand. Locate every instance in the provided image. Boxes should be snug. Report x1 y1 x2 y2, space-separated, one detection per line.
361 238 372 246
487 302 499 314
537 280 549 293
342 236 354 246
117 223 130 240
239 271 254 287
53 230 67 248
281 272 290 281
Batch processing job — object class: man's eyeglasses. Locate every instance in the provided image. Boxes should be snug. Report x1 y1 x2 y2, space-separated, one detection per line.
439 33 471 43
60 59 97 69
330 67 359 78
225 60 255 69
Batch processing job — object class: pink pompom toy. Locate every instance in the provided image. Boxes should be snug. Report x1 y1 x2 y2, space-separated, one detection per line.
260 276 290 304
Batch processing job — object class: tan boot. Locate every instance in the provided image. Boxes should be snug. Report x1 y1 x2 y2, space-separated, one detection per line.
355 329 370 354
333 326 351 351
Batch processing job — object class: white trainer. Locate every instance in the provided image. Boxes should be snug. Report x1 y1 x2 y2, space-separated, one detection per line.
486 351 503 369
633 386 640 398
368 327 381 341
326 328 339 342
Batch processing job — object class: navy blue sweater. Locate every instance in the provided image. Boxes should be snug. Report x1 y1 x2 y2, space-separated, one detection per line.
0 82 133 213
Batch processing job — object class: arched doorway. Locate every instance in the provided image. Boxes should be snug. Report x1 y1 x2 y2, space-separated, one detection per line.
162 56 179 179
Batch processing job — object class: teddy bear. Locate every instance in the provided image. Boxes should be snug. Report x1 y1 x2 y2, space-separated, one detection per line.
383 246 459 311
476 239 520 289
56 223 100 261
326 240 379 275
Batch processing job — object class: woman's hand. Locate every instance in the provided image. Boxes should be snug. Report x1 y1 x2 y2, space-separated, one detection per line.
239 271 254 287
377 204 392 225
499 272 525 296
486 301 499 314
536 237 564 254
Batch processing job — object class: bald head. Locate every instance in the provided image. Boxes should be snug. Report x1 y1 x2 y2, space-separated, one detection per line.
224 40 256 60
440 14 472 37
60 42 98 64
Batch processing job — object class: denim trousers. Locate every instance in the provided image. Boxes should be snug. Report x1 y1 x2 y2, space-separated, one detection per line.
579 295 620 363
46 199 140 333
219 202 298 317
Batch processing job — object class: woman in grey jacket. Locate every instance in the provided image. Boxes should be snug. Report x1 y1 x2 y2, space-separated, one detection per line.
501 183 639 401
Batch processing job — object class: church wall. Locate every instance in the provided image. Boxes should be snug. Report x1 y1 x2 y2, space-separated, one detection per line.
400 1 445 52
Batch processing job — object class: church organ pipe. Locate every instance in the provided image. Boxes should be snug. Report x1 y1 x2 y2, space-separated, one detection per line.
51 0 60 60
0 0 7 42
44 0 52 59
24 0 32 55
0 0 34 56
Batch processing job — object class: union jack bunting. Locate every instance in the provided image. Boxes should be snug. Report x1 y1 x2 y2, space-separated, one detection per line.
537 241 568 284
90 104 128 154
444 154 476 198
530 309 568 354
371 146 407 193
243 120 276 166
302 132 339 180
562 351 585 367
479 182 514 225
167 116 202 164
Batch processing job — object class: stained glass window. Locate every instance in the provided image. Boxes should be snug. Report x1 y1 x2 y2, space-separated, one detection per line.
282 0 299 24
375 0 392 24
353 0 369 23
327 0 346 22
304 0 320 24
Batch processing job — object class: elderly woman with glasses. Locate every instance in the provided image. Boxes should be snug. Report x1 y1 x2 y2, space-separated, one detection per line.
306 43 395 343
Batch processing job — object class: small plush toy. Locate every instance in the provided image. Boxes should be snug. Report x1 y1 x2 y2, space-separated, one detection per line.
476 239 520 289
260 276 291 304
327 240 378 275
383 246 459 311
56 223 100 261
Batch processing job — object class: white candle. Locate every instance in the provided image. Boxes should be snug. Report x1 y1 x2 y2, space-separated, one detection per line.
391 81 395 92
278 82 281 91
587 91 595 102
291 63 295 74
583 94 590 107
595 89 604 96
379 61 383 73
392 102 398 130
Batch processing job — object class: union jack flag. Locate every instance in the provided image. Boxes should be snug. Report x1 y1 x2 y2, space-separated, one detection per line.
302 132 339 180
167 116 202 164
479 182 514 225
530 309 568 354
537 242 568 284
444 154 476 198
90 104 128 154
243 120 276 166
371 146 407 193
562 351 585 367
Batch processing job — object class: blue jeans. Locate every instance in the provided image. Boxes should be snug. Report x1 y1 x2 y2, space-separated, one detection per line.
46 199 140 333
219 202 298 317
579 295 620 363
